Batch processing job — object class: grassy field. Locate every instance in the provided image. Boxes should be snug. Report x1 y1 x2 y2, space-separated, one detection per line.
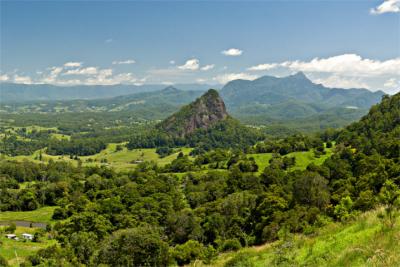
7 144 193 171
6 144 333 174
249 145 334 173
197 208 400 267
0 206 57 224
0 226 57 266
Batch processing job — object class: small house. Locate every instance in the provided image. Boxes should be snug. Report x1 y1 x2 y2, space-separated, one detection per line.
5 234 17 239
22 233 34 240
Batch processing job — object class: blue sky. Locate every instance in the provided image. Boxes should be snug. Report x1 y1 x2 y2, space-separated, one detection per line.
1 0 399 93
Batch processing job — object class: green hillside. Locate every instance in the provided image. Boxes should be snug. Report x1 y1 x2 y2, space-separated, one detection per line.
198 208 400 267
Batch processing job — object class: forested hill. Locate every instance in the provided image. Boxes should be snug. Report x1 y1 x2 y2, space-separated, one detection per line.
220 72 385 124
127 89 263 151
221 72 384 108
338 92 400 159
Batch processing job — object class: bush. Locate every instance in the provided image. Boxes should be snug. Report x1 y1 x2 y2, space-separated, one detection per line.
171 240 205 265
97 226 171 266
52 207 68 220
5 223 16 233
156 147 174 158
220 239 242 252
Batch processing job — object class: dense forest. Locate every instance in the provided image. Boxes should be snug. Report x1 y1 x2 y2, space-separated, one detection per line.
0 93 398 266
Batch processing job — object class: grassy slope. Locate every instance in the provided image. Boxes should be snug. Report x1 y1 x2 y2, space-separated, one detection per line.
0 206 57 224
249 146 334 174
197 208 400 267
7 144 193 171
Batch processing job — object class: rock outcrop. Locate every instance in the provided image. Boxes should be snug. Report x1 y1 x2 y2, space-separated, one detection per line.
158 89 228 137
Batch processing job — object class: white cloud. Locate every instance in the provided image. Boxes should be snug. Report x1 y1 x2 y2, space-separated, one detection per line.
105 38 113 43
370 0 400 14
313 75 371 89
252 54 397 77
213 72 258 84
196 78 207 83
221 48 243 56
0 74 10 81
243 54 400 91
201 64 215 71
50 67 63 76
178 59 200 70
64 62 82 68
169 60 175 65
247 63 277 71
64 67 98 75
13 75 33 84
112 59 136 65
279 54 400 77
384 78 399 87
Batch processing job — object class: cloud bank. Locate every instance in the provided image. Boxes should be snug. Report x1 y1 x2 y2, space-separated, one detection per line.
370 0 400 14
247 54 400 92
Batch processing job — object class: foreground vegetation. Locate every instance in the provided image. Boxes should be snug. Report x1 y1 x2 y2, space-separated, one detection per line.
199 208 400 267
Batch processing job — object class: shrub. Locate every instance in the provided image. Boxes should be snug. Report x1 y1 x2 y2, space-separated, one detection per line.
5 223 16 233
171 240 205 265
52 207 68 220
220 239 242 252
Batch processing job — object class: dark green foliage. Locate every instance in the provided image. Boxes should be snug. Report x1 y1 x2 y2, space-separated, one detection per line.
156 147 174 157
337 93 400 159
0 255 8 267
171 240 206 265
97 226 171 267
47 138 107 156
127 118 263 152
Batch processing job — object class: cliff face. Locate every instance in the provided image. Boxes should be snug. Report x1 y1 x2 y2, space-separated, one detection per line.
158 89 229 137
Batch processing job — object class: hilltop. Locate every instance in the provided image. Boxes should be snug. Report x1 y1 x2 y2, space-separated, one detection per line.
158 89 228 137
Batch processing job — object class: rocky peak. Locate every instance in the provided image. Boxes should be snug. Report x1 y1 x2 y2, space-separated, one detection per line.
158 89 228 137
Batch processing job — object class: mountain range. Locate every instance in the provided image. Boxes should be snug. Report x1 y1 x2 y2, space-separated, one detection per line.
0 73 386 132
0 82 210 103
220 72 384 119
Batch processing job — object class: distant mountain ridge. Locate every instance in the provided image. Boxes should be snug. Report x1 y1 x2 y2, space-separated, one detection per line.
0 74 386 133
220 72 384 110
0 82 211 103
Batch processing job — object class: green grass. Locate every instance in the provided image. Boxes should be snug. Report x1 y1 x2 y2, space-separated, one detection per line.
7 144 193 171
197 208 400 267
0 206 57 224
50 133 70 140
0 226 57 267
249 145 334 173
